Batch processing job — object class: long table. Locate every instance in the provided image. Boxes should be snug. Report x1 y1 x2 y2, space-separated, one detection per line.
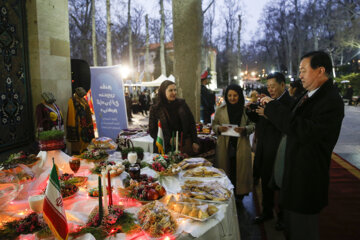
0 150 241 240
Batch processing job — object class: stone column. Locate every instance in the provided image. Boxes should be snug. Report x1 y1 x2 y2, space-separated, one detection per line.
26 0 72 121
172 0 202 121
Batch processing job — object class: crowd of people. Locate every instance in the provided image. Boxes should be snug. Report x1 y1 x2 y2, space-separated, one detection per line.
145 50 344 240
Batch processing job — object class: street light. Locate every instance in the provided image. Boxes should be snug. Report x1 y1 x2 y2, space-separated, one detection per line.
120 65 131 79
251 72 256 77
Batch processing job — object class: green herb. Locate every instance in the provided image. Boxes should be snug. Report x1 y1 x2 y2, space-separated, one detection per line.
38 130 64 141
71 226 108 240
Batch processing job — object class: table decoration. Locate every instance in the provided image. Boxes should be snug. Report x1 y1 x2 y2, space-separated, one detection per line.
77 149 109 162
0 212 48 239
119 139 144 160
72 205 139 239
0 151 40 170
101 171 109 215
38 129 65 151
107 171 113 206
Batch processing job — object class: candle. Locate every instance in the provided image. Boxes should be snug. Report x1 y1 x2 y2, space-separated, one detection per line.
101 170 108 215
128 152 137 165
107 171 113 207
180 132 183 153
98 176 103 226
171 131 174 152
176 131 179 153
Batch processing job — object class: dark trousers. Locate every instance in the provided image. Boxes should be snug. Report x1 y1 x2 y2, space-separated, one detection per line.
284 210 319 240
261 174 275 215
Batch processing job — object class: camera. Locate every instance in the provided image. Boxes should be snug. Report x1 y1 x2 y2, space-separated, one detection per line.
249 102 261 111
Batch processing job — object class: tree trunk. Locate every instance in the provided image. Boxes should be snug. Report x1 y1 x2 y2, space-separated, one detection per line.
172 0 202 121
145 14 150 82
295 0 302 68
91 0 97 66
106 0 112 66
128 0 134 81
160 0 166 76
237 14 242 77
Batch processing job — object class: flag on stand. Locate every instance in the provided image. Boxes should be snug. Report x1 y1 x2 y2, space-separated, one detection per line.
43 161 69 240
156 120 165 155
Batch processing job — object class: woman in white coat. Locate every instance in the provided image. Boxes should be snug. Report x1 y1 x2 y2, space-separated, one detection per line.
212 84 255 199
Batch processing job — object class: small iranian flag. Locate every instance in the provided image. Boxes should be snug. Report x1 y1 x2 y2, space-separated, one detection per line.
156 120 165 155
43 160 69 240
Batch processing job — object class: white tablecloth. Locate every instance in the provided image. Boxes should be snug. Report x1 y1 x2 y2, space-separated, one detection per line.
131 135 154 153
0 151 241 240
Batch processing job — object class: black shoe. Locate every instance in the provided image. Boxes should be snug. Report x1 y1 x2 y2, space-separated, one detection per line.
275 219 284 231
253 213 274 224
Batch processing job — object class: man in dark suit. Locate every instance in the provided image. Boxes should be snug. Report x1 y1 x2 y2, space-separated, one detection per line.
250 72 294 229
259 51 344 240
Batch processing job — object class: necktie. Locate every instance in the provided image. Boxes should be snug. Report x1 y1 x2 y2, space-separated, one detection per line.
299 93 309 106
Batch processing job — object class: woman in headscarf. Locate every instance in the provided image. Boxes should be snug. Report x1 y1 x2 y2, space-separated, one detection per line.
149 80 199 156
212 84 255 199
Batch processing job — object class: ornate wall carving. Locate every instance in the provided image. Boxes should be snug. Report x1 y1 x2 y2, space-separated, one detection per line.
0 1 33 151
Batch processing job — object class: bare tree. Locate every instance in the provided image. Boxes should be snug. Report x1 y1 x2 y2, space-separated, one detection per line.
92 0 97 66
237 14 242 77
145 14 150 82
128 0 134 80
160 0 166 76
106 0 112 65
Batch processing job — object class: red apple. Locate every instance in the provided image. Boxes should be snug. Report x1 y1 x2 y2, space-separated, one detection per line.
156 185 166 197
146 188 159 200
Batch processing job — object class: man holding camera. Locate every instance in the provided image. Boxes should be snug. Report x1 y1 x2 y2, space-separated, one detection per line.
259 51 344 240
250 72 294 230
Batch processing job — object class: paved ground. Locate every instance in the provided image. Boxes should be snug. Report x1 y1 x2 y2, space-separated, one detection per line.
334 105 360 169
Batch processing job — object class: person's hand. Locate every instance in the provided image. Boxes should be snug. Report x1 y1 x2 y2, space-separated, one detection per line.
218 126 228 132
192 143 200 153
256 106 267 118
234 127 245 134
260 96 274 105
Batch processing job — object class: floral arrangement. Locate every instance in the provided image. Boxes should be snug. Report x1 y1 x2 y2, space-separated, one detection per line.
0 212 48 239
72 206 139 240
150 154 182 176
80 149 109 161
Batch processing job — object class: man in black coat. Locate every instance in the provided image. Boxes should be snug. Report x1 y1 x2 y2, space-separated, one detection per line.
250 72 294 229
259 51 344 240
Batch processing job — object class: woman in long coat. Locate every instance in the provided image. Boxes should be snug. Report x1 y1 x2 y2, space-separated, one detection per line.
149 80 199 155
212 84 255 197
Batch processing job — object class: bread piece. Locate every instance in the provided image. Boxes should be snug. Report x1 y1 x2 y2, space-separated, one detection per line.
189 207 199 218
198 209 210 219
174 203 184 212
207 205 218 216
181 204 192 215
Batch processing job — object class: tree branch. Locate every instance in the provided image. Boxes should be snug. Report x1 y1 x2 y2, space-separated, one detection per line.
202 0 215 15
